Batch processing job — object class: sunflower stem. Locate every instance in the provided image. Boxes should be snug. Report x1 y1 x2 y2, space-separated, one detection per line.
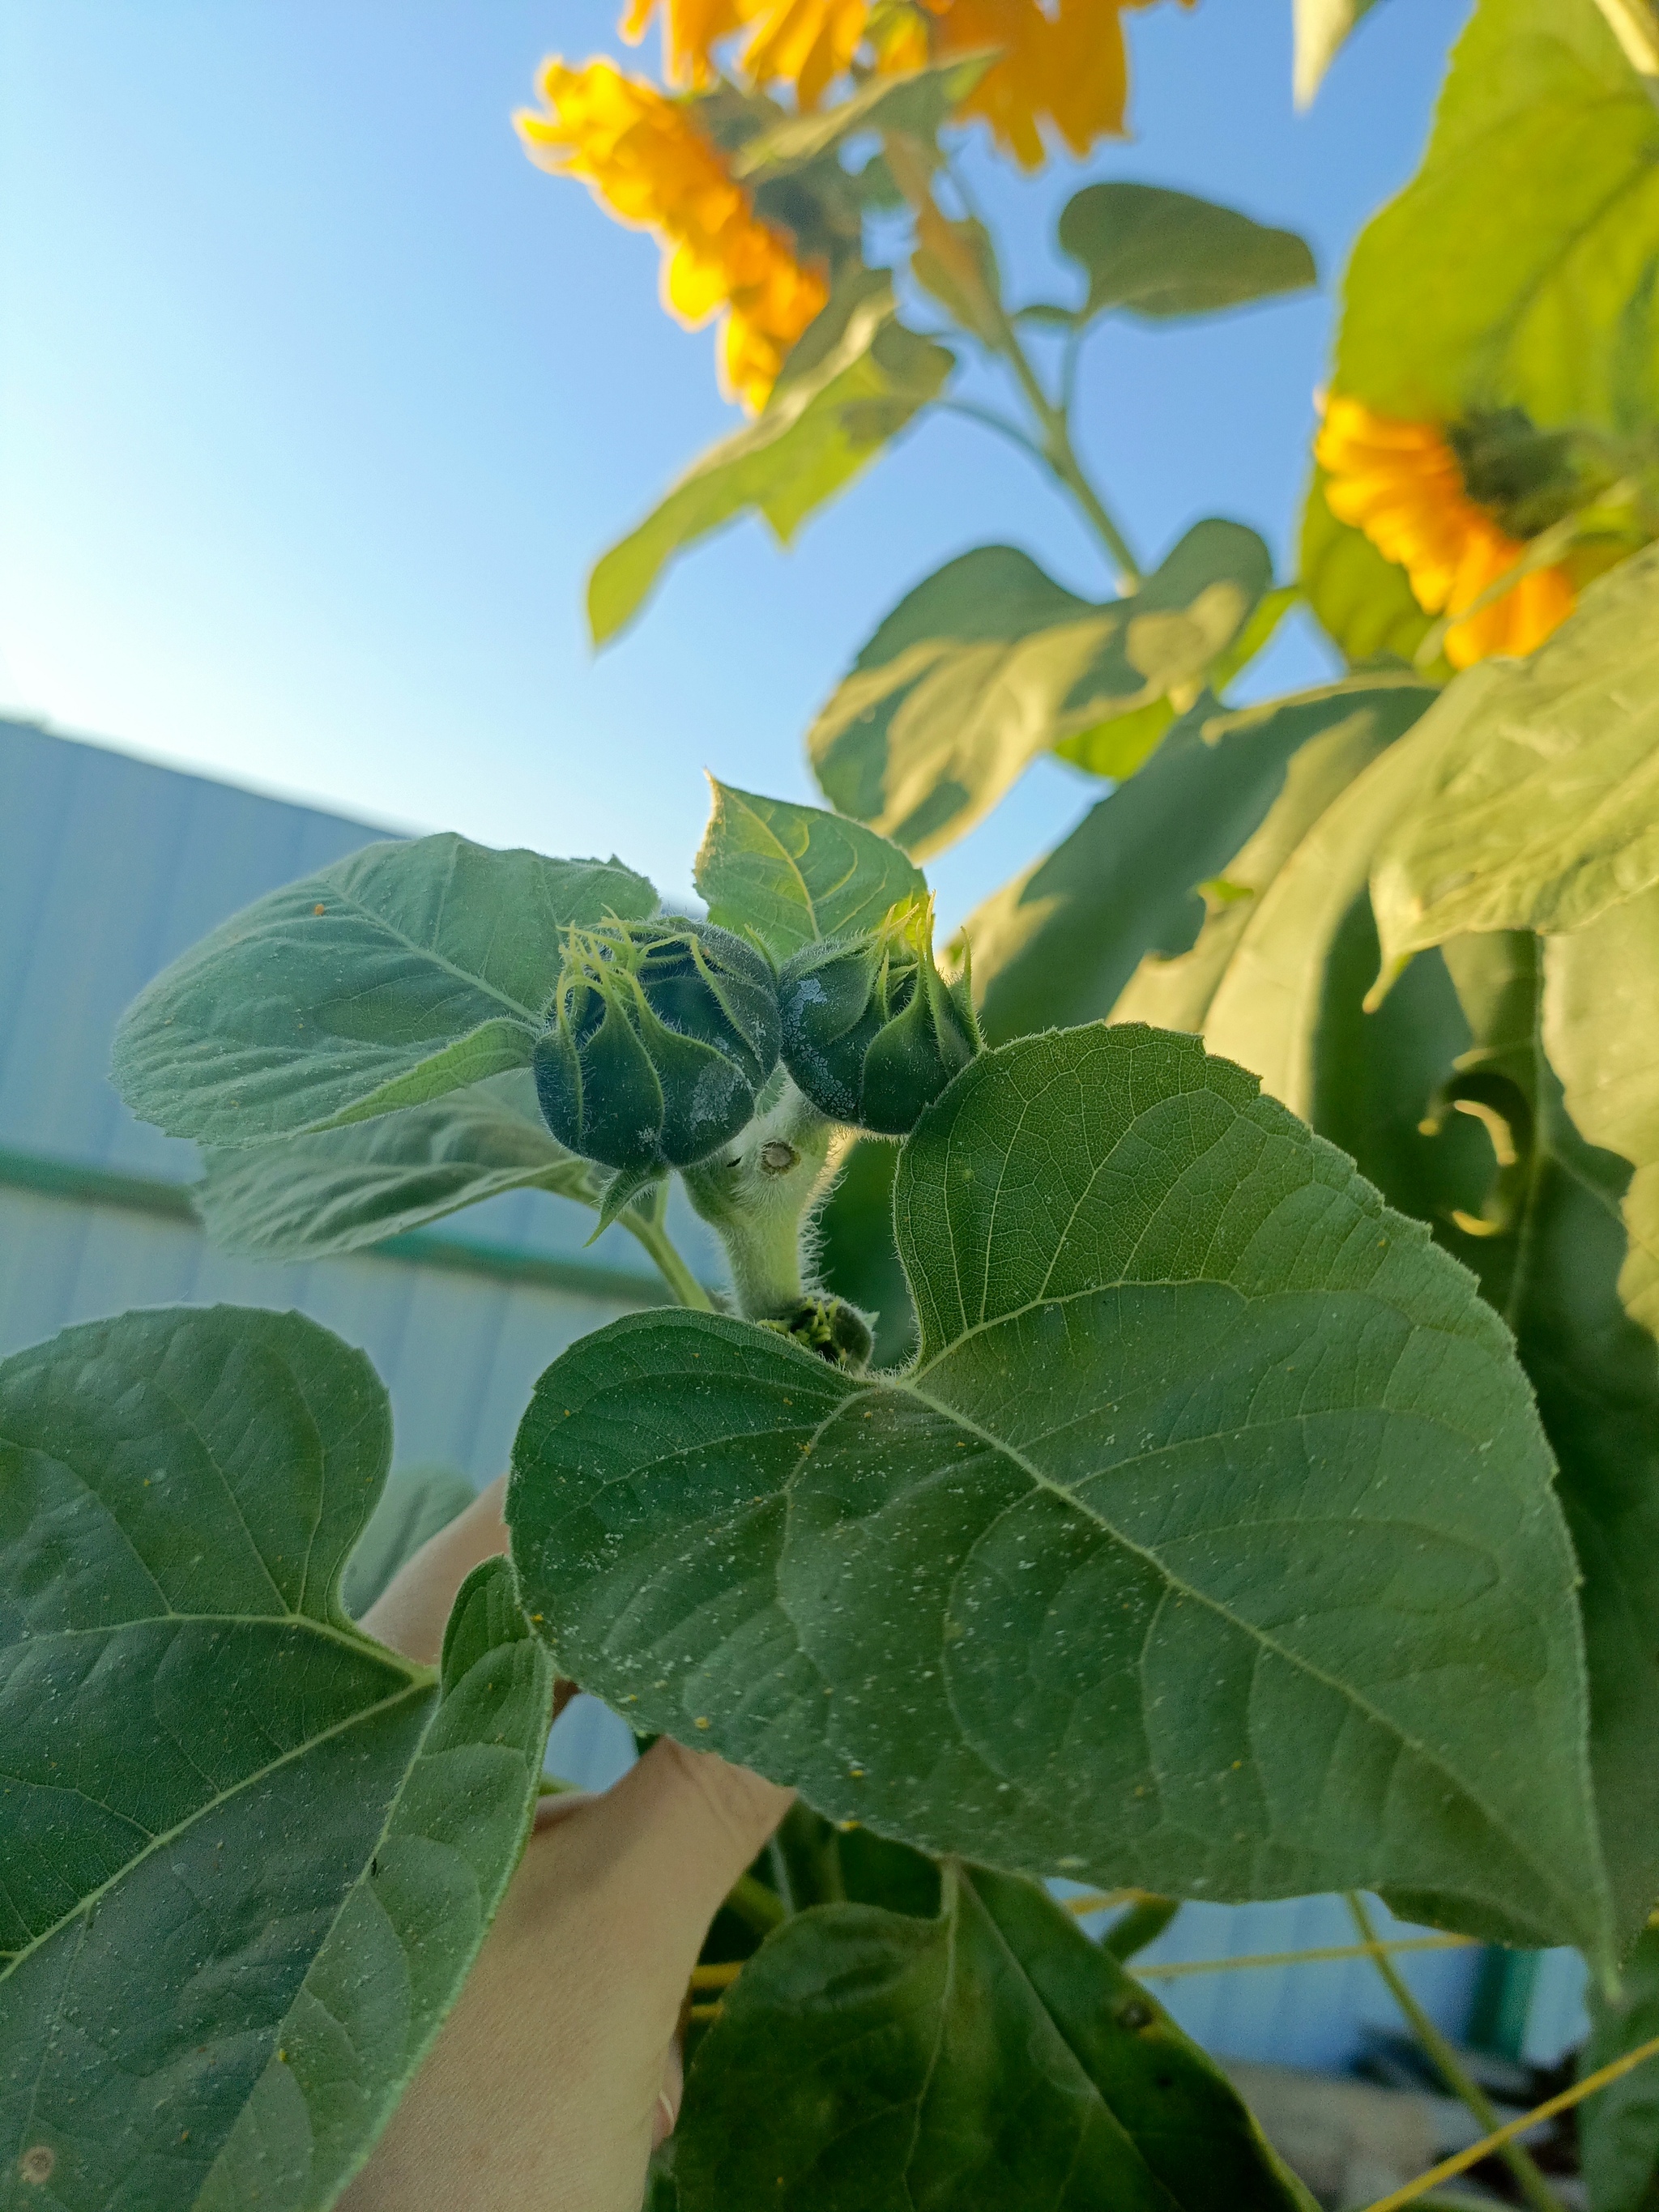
1344 1894 1568 2212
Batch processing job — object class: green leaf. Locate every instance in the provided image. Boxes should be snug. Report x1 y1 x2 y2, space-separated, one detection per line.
194 1070 598 1259
588 275 953 646
1057 181 1316 324
809 521 1273 859
1371 544 1659 978
734 54 996 178
1294 0 1387 106
1427 931 1659 1944
1582 1927 1659 2212
1307 0 1659 660
1546 884 1659 1338
693 780 925 963
341 1463 480 1619
0 1306 554 2210
111 835 656 1148
1112 679 1434 1042
966 678 1430 1046
674 1865 1315 2212
510 1024 1610 1956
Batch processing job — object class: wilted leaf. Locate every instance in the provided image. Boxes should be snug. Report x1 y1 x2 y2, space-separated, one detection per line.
674 1865 1314 2212
111 836 656 1147
970 676 1429 1045
0 1306 553 2211
1371 545 1659 978
693 780 924 964
589 275 953 645
510 1025 1608 1956
810 521 1272 858
194 1071 597 1259
1057 181 1316 323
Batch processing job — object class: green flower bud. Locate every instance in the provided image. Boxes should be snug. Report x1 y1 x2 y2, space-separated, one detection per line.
778 898 980 1136
534 917 780 1174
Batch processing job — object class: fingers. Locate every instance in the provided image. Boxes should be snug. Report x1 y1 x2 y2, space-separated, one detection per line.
358 1475 510 1664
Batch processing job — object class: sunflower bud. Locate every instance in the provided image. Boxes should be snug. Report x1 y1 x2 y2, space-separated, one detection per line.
534 918 780 1175
778 899 980 1136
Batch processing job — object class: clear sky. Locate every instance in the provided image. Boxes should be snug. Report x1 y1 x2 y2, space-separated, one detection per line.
1 0 1465 923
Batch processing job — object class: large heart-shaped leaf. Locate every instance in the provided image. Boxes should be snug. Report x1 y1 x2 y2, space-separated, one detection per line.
0 1306 554 2211
967 678 1431 1046
1307 0 1659 660
194 1071 599 1259
1371 544 1659 978
111 836 657 1147
809 522 1273 859
588 274 953 646
673 1865 1314 2212
693 781 925 965
1057 182 1316 325
510 1024 1609 1958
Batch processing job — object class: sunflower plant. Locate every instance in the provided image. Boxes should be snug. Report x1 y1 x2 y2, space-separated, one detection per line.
11 1 1659 2209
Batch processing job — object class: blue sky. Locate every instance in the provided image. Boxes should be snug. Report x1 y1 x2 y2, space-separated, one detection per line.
1 0 1464 923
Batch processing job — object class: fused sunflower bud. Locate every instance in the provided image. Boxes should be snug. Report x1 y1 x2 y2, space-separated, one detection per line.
534 918 781 1183
777 898 980 1136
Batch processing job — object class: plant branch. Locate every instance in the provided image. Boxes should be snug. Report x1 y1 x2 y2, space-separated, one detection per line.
1345 1894 1567 2212
936 397 1047 460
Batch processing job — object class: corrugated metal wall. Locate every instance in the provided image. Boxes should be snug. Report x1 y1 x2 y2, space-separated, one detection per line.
2 714 1539 2070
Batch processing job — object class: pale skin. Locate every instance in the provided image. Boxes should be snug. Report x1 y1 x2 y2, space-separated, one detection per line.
340 1477 794 2212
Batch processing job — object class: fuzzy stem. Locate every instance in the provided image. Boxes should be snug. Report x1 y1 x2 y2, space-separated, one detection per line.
680 1076 838 1319
1344 1894 1567 2212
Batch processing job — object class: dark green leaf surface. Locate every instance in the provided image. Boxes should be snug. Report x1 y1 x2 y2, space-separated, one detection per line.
588 275 952 645
693 780 925 963
1431 933 1659 1942
809 522 1272 858
194 1071 599 1259
1058 182 1316 324
1581 1928 1659 2212
675 1865 1314 2212
341 1463 480 1620
734 54 996 177
1371 545 1659 974
0 1306 553 2211
967 680 1430 1045
111 836 656 1147
510 1025 1608 1954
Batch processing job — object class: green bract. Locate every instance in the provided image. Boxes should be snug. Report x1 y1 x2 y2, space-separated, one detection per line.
534 915 781 1176
778 898 979 1134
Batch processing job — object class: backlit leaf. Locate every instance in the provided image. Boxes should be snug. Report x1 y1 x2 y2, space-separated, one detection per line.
589 275 953 646
0 1306 553 2211
675 1865 1314 2212
1058 182 1316 324
1371 545 1659 978
693 781 924 964
510 1025 1608 1958
111 836 656 1147
809 522 1272 859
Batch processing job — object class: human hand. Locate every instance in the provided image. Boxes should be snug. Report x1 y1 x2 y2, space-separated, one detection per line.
340 1477 794 2212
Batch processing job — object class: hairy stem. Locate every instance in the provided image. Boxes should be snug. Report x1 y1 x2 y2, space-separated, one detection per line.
680 1075 838 1319
1344 1894 1567 2212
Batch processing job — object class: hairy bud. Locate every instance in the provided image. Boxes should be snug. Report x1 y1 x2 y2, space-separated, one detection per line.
778 899 980 1136
534 918 780 1175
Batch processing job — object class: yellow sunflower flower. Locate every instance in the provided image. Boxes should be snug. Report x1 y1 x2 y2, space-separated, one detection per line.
517 58 829 411
1316 395 1576 669
621 0 1188 164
